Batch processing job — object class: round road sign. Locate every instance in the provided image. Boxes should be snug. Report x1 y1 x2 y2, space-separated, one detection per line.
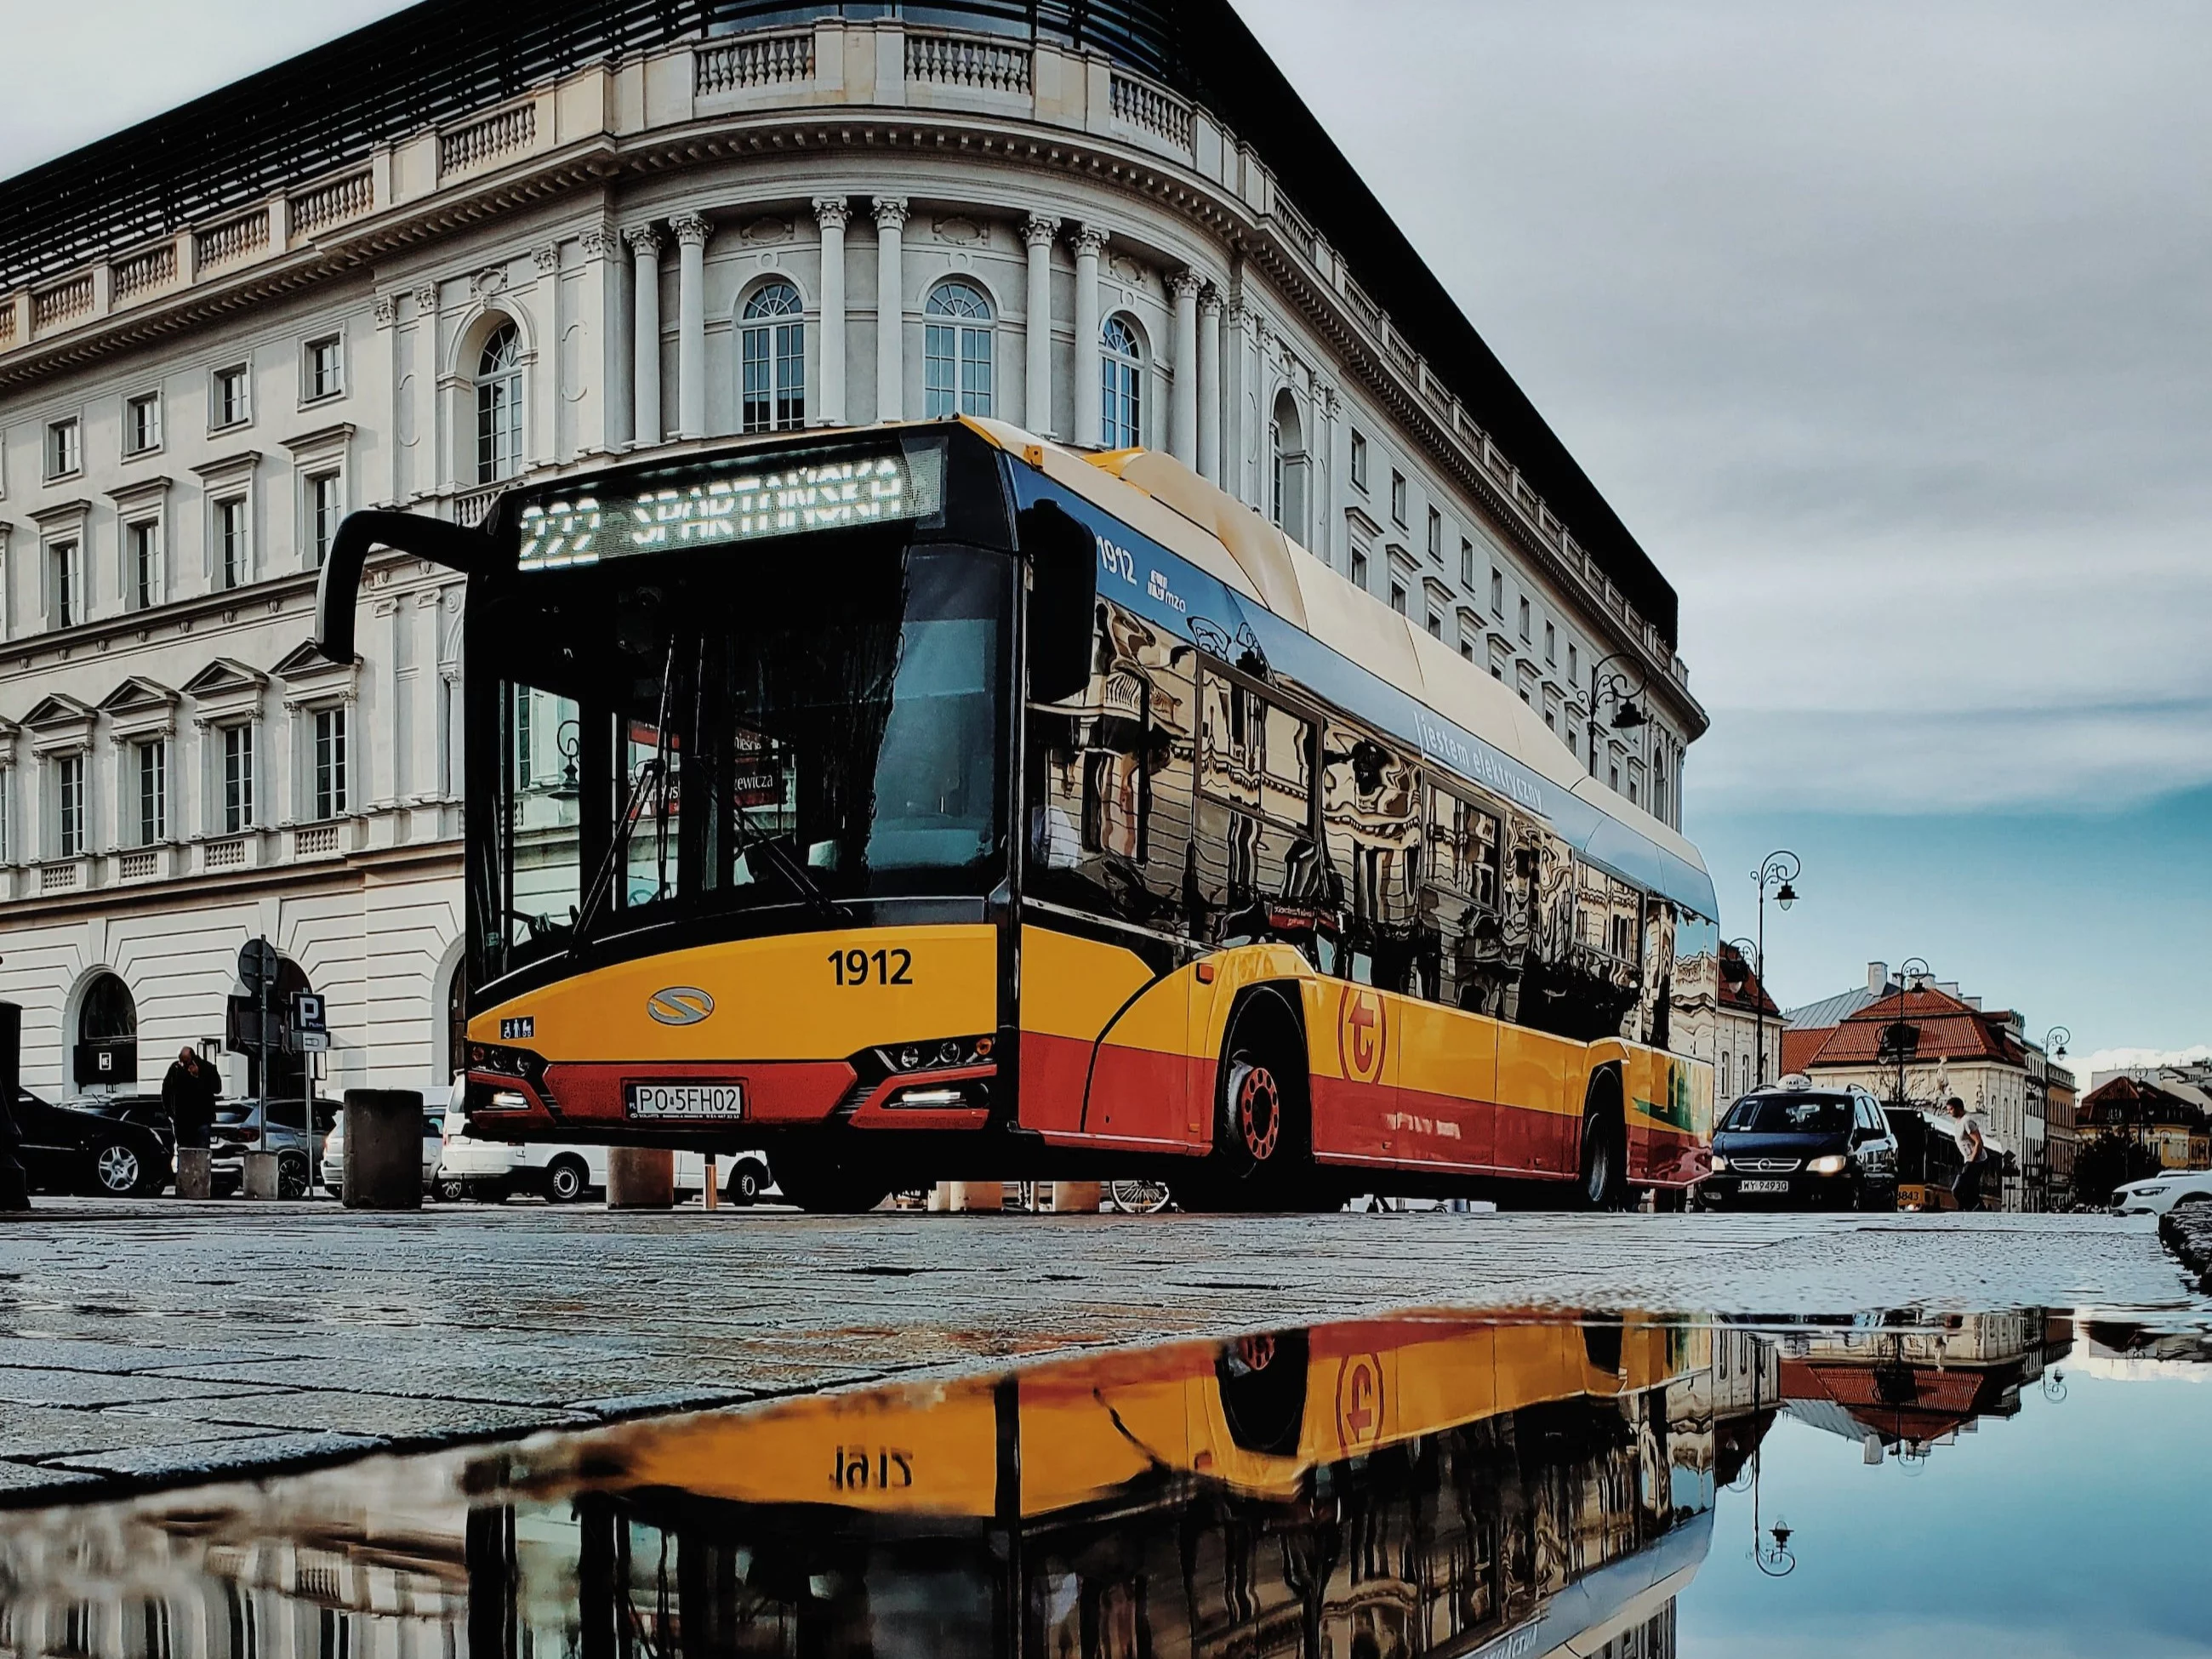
237 938 279 994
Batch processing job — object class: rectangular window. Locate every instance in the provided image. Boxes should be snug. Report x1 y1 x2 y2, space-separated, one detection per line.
1389 582 1407 616
1349 430 1369 491
214 363 251 428
1544 621 1557 664
306 473 342 568
1389 470 1407 527
56 754 84 858
313 706 347 820
216 497 247 589
126 392 162 454
1350 549 1368 591
1460 537 1474 588
1518 595 1531 642
1568 642 1579 685
304 334 344 401
1426 507 1442 562
1489 567 1503 618
137 741 166 845
49 540 77 630
128 520 159 610
1459 637 1474 662
45 417 80 480
223 725 254 834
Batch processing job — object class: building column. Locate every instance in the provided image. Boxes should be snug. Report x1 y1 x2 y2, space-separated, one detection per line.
373 294 402 505
812 197 850 427
670 214 710 442
1316 381 1341 567
410 282 440 498
1197 284 1223 486
873 197 909 424
624 225 664 447
1071 225 1108 449
1169 270 1202 469
579 226 629 454
528 242 563 469
1022 214 1059 436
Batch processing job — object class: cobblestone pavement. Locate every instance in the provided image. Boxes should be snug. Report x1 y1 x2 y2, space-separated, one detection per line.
0 1200 2195 1502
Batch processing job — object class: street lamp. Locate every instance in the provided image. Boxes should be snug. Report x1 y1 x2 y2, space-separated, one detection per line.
1721 937 1761 1094
1748 852 1800 1089
2044 1025 2071 1061
1883 956 1932 1110
1586 651 1650 796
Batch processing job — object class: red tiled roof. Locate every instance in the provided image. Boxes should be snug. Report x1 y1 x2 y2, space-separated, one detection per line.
1781 1028 1829 1076
1806 987 2023 1068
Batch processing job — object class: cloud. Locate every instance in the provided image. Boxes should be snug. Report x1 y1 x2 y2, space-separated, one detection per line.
2079 1046 2212 1078
1243 0 2212 815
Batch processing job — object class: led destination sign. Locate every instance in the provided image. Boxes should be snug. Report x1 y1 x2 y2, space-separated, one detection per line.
516 448 942 570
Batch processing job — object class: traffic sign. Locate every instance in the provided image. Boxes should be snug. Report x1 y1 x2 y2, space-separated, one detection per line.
237 938 279 994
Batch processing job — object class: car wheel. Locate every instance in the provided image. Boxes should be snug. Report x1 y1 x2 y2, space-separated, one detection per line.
88 1142 144 1197
2173 1193 2210 1209
276 1153 311 1201
544 1156 590 1204
724 1159 767 1206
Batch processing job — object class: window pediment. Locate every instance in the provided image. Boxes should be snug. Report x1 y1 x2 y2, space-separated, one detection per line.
30 498 91 534
100 676 180 741
105 476 173 515
182 656 267 726
283 422 356 471
191 450 262 493
275 637 360 708
23 693 96 754
1344 504 1381 539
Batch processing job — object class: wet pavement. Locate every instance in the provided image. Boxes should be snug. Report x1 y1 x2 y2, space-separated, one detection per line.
0 1203 2196 1501
0 1302 2204 1656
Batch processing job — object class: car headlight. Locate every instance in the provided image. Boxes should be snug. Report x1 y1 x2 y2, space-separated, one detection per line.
1808 1154 1848 1176
2135 1183 2169 1197
1709 1153 1729 1172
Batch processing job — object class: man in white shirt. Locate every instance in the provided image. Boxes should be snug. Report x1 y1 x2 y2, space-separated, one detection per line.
1947 1097 1987 1212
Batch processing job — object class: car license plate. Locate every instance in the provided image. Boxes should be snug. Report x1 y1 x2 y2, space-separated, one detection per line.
624 1082 745 1120
1738 1178 1790 1194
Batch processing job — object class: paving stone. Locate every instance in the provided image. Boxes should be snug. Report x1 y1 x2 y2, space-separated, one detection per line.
44 1431 386 1480
0 1369 265 1409
105 1390 588 1440
0 1404 265 1460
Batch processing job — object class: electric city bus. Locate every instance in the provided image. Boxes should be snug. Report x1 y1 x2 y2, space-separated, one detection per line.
316 419 1718 1211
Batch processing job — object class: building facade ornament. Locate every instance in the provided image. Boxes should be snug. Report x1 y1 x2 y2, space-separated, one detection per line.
579 226 618 261
670 213 713 248
871 197 910 231
811 196 851 232
1022 213 1060 250
530 242 561 276
622 224 664 258
373 293 399 328
1072 223 1110 260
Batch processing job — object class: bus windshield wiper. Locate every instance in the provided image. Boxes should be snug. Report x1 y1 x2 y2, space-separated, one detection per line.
572 756 663 945
730 797 851 924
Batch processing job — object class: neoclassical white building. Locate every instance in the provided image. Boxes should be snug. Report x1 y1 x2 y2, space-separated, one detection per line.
0 0 1706 1101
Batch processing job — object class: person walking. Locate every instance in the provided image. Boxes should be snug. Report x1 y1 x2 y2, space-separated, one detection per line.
161 1046 218 1154
1947 1097 1986 1212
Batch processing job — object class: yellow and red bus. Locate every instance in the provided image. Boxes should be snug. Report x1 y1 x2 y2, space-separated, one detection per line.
318 419 1717 1211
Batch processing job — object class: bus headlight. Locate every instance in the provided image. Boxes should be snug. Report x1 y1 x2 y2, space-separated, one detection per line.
874 1035 996 1075
1808 1154 1848 1176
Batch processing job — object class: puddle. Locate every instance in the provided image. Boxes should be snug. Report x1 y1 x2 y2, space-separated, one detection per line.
1 1307 2206 1656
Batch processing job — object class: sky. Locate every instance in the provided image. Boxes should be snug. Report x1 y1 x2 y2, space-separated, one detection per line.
3 1 2204 1065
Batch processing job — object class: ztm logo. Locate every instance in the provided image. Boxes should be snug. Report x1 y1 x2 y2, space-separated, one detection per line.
1337 986 1388 1085
1335 1354 1385 1451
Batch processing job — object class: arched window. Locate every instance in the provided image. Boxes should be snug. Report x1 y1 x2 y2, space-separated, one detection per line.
475 322 523 485
924 281 995 417
1268 389 1308 540
741 282 806 433
1100 315 1144 449
74 972 138 1088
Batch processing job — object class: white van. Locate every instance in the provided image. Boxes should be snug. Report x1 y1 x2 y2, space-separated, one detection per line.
437 1116 774 1206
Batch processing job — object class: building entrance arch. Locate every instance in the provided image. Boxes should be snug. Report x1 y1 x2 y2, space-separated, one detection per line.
73 972 138 1090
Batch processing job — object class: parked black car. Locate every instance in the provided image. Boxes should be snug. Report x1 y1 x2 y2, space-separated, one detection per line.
9 1087 173 1196
1703 1081 1899 1211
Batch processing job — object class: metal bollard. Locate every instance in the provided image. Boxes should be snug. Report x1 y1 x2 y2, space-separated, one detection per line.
342 1091 425 1211
175 1147 212 1200
606 1147 676 1210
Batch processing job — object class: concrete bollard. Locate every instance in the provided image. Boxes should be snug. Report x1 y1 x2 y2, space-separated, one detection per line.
242 1149 282 1200
175 1147 211 1200
948 1181 1003 1212
1049 1181 1102 1214
606 1147 676 1210
342 1091 425 1211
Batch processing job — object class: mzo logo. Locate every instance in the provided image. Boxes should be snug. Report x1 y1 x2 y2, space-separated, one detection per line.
1145 568 1186 612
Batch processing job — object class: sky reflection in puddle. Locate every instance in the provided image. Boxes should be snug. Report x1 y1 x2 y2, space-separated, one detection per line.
1 1308 2204 1657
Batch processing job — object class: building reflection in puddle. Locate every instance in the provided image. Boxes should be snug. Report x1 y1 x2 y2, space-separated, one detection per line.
0 1306 2192 1659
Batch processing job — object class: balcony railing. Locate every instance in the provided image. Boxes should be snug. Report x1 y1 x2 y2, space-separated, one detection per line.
453 482 505 528
39 860 80 894
696 31 813 95
194 209 270 272
438 104 536 180
908 32 1031 94
203 836 248 872
1109 71 1193 151
288 171 373 238
117 847 160 882
111 243 177 303
292 824 341 858
31 275 94 332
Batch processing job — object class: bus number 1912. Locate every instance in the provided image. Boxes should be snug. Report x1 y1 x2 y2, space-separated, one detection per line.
833 1445 915 1492
829 947 914 986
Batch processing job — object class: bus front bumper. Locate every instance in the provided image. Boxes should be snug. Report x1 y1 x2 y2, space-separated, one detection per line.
466 1059 998 1137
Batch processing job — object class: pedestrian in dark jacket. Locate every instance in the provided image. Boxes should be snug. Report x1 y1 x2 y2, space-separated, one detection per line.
161 1048 218 1150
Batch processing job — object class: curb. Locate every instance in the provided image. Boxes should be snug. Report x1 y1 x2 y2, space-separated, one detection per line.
2157 1208 2212 1294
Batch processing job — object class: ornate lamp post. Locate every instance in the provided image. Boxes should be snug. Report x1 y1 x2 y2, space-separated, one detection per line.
1586 651 1649 795
1884 956 1932 1109
1719 937 1761 1096
1747 852 1799 1089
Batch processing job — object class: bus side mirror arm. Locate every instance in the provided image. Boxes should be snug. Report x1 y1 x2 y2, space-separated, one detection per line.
315 509 502 664
1017 499 1097 705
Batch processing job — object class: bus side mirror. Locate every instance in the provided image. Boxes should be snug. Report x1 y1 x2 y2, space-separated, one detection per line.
316 509 502 664
1018 500 1097 705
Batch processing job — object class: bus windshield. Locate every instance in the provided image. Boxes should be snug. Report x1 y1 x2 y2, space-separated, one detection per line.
471 535 1010 987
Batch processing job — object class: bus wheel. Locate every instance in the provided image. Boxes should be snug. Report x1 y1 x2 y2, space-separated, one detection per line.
1577 1072 1628 1211
1189 995 1310 1211
776 1154 892 1215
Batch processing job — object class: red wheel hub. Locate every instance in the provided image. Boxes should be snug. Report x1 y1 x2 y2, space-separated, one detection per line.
1237 1065 1282 1162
